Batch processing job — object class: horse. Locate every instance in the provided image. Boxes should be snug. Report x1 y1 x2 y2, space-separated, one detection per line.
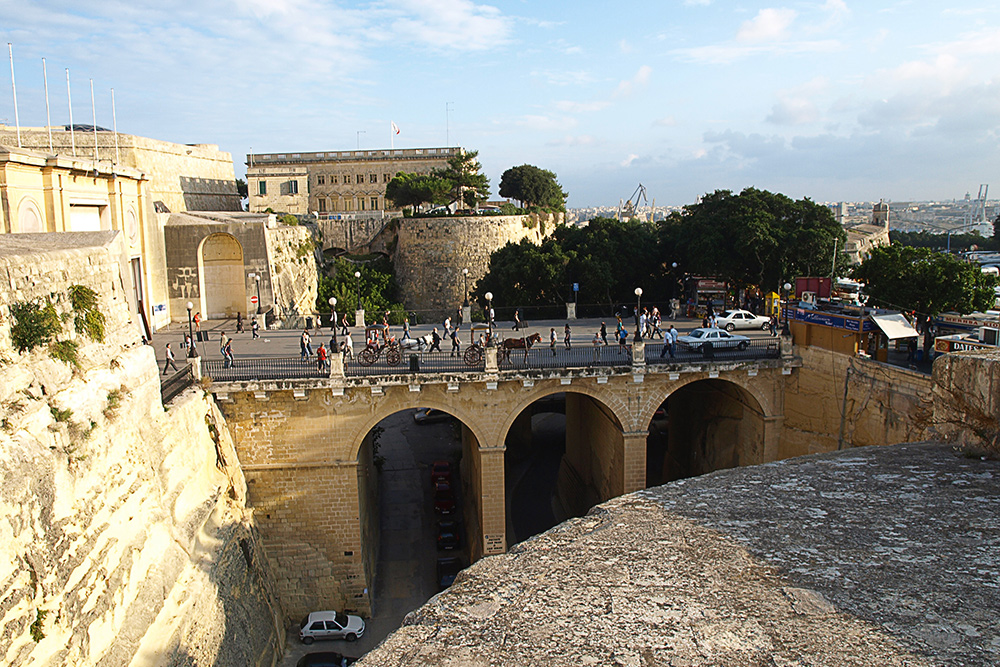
400 334 433 352
499 332 542 364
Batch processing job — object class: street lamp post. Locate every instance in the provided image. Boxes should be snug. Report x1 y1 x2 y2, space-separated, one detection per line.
254 273 262 315
782 282 792 336
186 301 199 358
328 296 338 349
633 287 643 342
485 291 493 345
354 270 363 328
462 268 469 307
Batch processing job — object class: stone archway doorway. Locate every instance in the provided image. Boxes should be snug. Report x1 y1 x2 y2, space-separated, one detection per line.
199 233 245 319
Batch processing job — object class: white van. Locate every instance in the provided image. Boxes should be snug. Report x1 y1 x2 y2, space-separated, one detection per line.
299 610 366 644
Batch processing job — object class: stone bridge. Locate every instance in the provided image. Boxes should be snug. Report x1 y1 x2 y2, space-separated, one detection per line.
209 340 798 619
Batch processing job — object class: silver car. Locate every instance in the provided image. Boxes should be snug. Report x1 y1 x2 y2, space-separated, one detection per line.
714 309 771 331
676 328 750 353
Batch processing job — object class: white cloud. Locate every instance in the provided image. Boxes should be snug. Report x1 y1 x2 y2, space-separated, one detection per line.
613 65 652 97
387 0 513 51
620 153 640 167
555 100 611 113
619 39 634 54
654 116 678 127
673 40 840 65
530 69 596 86
766 98 820 125
736 8 797 43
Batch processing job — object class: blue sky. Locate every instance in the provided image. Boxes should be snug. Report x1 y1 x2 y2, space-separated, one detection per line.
3 1 999 207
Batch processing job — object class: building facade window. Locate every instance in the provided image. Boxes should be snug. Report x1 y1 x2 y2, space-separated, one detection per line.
258 180 267 195
383 173 391 183
369 174 377 183
318 198 327 212
371 197 378 210
356 174 364 184
317 175 325 186
360 198 366 211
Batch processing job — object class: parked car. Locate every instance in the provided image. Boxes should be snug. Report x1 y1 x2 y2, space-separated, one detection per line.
714 309 771 331
437 556 464 590
430 460 452 485
676 328 750 353
434 481 456 514
413 408 452 425
437 520 461 550
296 652 358 667
299 611 366 644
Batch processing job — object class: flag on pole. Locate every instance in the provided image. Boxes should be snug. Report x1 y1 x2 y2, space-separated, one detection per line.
391 121 400 135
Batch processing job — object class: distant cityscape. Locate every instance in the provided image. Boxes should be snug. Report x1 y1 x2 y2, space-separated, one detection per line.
568 196 999 236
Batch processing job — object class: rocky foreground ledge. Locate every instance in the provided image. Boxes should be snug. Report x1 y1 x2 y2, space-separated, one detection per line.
361 443 999 666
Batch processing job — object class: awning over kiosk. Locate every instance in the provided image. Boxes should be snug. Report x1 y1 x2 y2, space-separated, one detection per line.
871 313 919 340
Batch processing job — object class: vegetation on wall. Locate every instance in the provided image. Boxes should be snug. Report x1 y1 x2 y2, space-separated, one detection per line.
68 284 106 343
9 300 62 352
316 256 407 324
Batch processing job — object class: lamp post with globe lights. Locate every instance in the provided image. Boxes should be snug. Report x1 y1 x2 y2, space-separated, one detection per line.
186 301 198 358
782 282 792 336
328 296 338 350
254 273 262 315
354 270 363 327
633 287 643 342
485 291 494 344
462 268 469 307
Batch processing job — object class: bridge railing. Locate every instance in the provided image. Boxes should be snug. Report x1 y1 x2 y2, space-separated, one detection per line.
160 363 195 403
203 357 327 382
344 350 484 377
644 338 781 364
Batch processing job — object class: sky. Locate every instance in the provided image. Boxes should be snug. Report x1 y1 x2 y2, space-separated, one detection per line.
2 1 1000 208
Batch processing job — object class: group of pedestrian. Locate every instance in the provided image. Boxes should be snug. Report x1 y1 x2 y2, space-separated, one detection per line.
163 311 267 375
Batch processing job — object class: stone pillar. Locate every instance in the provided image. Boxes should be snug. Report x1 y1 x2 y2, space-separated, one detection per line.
566 302 577 320
781 336 794 358
761 415 784 464
355 309 365 328
329 353 344 379
485 345 498 373
478 447 506 556
631 339 645 367
462 305 471 324
190 356 202 380
621 431 648 494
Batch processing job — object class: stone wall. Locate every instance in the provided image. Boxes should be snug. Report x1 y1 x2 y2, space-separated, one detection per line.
316 217 391 254
780 345 933 458
0 239 283 666
931 348 1000 455
264 224 320 328
393 213 558 317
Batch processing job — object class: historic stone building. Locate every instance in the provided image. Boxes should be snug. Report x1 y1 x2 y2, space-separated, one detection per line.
246 147 461 217
0 125 241 213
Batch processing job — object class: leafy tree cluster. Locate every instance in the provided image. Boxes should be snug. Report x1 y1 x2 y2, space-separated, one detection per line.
852 245 998 316
316 256 407 324
472 188 846 311
499 164 567 211
889 230 996 253
385 150 490 212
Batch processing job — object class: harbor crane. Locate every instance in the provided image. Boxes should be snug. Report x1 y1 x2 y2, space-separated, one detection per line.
618 183 650 222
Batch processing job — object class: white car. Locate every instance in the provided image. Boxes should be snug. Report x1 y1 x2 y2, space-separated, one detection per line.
676 328 750 353
299 611 366 644
714 309 771 331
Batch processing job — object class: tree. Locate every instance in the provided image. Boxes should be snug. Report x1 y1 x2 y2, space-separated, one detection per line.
434 150 490 208
473 239 570 307
235 178 248 199
499 164 567 210
662 188 846 292
316 256 407 323
385 172 450 211
852 245 998 317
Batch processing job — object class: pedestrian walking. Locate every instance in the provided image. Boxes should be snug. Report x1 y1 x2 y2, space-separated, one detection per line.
513 308 522 331
341 312 350 335
162 343 179 374
592 332 602 364
330 308 337 332
223 339 234 368
444 316 452 338
343 332 354 361
564 323 572 350
236 312 244 333
429 327 442 352
300 329 312 361
193 311 201 333
769 314 778 337
550 328 557 356
251 316 260 339
660 325 677 358
317 343 328 372
450 326 461 357
618 326 629 354
600 321 608 346
402 317 411 341
489 306 495 326
182 333 191 349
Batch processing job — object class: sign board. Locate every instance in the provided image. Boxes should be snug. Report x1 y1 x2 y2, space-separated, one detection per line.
572 283 579 292
250 295 259 304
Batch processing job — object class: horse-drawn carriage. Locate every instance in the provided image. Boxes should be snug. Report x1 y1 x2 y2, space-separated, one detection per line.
462 323 491 366
357 324 402 366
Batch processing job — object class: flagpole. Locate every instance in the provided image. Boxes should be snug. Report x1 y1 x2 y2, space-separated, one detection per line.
42 58 53 151
8 43 22 148
66 68 76 156
390 121 393 150
90 78 98 164
111 88 119 165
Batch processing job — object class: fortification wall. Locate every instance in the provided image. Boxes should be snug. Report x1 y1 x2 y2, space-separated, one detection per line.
780 345 933 458
316 217 389 254
0 237 282 666
932 348 1000 455
265 225 319 328
0 127 240 212
393 213 557 317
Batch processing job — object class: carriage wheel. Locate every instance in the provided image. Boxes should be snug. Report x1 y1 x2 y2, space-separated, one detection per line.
464 346 484 366
358 347 377 366
386 347 402 365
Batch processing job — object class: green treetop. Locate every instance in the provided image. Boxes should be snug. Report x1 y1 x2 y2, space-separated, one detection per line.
498 164 567 210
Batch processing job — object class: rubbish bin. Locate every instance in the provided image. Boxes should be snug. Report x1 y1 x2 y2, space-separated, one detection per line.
914 350 923 362
306 316 313 330
409 354 420 372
